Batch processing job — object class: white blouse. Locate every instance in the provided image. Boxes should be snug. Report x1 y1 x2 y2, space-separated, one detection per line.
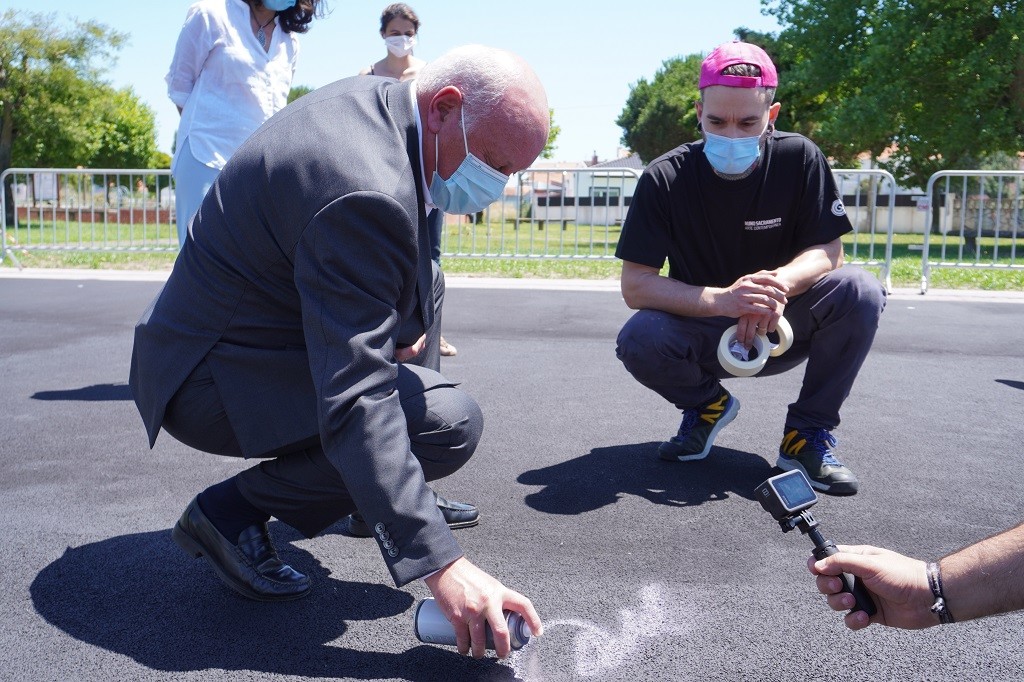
166 0 300 172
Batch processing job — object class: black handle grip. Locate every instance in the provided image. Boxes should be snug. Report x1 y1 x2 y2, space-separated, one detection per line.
814 542 877 616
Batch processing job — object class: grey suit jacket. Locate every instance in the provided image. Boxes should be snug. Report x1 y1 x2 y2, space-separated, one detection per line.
129 77 461 586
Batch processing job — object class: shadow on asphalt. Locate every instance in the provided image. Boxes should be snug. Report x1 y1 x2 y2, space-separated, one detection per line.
31 383 133 401
517 442 776 514
996 378 1024 392
29 523 518 681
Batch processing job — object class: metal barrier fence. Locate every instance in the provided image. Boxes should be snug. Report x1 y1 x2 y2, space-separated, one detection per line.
10 166 1023 297
443 166 896 287
440 166 642 259
1 168 177 267
920 170 1024 293
831 169 897 292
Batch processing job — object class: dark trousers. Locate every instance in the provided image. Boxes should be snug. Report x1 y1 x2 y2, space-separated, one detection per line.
161 265 480 538
398 260 446 372
427 208 443 265
615 267 886 430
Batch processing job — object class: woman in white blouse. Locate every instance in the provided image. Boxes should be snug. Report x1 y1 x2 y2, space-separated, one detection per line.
166 0 324 247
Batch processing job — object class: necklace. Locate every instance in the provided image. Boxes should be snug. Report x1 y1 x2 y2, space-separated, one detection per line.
252 8 276 48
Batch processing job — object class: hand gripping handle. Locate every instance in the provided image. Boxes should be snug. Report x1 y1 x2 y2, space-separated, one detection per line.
814 541 878 616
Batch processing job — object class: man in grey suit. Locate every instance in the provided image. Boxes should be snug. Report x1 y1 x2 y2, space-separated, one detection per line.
129 45 548 659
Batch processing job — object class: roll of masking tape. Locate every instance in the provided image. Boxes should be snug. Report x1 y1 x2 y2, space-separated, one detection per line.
769 316 793 358
717 317 793 377
717 326 769 377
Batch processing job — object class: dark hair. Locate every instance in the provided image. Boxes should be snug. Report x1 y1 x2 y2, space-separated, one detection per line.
379 3 420 34
254 0 326 34
699 63 776 103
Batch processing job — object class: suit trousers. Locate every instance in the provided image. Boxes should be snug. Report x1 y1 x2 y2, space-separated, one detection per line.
161 264 480 538
162 359 482 538
427 208 443 265
615 266 886 431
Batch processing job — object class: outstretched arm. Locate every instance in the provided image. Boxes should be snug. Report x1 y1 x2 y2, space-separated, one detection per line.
809 522 1024 630
425 557 543 660
941 522 1024 622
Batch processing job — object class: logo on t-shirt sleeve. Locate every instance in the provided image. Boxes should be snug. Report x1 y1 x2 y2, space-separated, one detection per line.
831 199 846 216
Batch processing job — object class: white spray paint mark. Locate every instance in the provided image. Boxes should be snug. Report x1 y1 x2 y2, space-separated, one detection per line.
509 583 695 680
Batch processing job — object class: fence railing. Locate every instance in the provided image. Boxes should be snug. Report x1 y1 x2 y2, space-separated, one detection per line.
831 169 897 292
920 170 1024 293
440 166 642 259
1 168 177 267
5 166 1022 296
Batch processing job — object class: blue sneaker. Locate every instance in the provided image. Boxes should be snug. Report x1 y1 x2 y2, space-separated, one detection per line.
776 428 859 495
659 388 740 461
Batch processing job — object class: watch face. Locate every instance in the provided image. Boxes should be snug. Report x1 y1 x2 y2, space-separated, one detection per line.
774 471 816 510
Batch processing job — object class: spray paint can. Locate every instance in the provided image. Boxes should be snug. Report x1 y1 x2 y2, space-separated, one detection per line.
413 598 533 650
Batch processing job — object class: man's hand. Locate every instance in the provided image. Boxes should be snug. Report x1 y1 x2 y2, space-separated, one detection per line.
718 271 789 347
395 334 426 362
424 557 543 659
808 545 937 630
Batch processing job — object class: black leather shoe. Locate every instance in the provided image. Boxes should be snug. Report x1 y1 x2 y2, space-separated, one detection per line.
172 497 310 602
346 493 480 537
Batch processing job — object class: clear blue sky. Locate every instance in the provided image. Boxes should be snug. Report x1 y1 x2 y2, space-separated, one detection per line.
8 1 782 162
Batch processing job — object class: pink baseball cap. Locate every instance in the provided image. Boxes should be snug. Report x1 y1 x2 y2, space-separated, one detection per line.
699 41 778 89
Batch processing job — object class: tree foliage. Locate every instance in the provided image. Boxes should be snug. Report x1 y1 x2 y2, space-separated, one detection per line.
541 108 561 159
288 84 314 104
616 54 702 163
86 87 159 169
617 3 1022 185
0 10 158 175
764 0 1024 187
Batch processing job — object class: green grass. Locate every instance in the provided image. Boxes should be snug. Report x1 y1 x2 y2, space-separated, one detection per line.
4 219 176 247
3 219 1022 290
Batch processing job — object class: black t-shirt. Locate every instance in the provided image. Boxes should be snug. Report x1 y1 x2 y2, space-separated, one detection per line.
616 131 852 288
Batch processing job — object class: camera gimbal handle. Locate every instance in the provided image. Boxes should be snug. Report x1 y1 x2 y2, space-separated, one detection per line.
786 511 877 617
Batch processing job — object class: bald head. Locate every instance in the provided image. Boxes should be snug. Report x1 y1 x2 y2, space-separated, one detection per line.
418 45 549 176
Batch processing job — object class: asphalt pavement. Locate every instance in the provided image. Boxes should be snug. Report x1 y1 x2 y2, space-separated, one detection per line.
1 270 1022 682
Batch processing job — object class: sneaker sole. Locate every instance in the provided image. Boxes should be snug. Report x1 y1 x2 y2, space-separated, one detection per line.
660 396 740 462
774 456 859 496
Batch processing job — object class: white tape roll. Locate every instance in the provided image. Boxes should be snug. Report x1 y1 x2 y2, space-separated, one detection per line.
769 316 794 358
717 317 793 376
717 326 770 377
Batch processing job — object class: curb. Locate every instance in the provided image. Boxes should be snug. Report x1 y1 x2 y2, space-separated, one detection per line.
1 268 1022 303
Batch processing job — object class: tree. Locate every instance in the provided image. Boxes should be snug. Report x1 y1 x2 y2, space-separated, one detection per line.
151 150 172 170
616 54 703 164
88 87 158 169
541 108 561 159
764 0 1024 188
288 84 314 104
0 11 159 217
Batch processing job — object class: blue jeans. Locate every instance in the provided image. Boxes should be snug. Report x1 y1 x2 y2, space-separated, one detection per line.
615 267 886 430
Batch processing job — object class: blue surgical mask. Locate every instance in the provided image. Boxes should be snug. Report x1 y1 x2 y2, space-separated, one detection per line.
703 122 769 176
262 0 296 11
429 106 508 215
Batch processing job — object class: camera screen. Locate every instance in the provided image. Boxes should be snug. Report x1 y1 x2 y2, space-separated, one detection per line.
774 471 815 509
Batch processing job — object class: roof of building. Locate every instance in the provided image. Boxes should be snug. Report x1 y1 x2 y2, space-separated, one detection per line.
588 153 644 170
